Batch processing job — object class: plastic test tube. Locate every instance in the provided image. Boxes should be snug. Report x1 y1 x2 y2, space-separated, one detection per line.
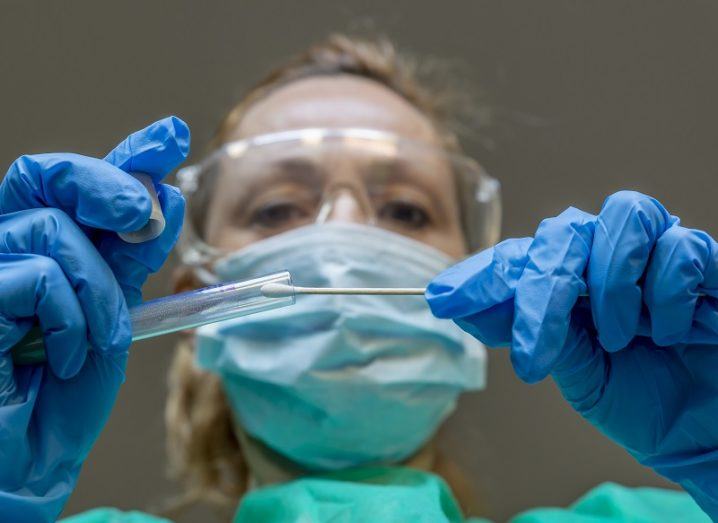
11 271 295 366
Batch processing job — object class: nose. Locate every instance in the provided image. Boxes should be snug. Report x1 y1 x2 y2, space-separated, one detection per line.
317 186 373 224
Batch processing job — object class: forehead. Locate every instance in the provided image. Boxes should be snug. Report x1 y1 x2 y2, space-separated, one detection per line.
230 74 442 146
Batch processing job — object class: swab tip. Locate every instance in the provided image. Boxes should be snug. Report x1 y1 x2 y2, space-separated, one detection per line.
260 282 295 298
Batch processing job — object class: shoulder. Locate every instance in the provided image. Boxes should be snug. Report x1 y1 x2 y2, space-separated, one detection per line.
60 508 173 523
510 482 709 523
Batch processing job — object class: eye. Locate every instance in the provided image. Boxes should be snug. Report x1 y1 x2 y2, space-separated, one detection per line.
249 201 310 229
378 201 431 229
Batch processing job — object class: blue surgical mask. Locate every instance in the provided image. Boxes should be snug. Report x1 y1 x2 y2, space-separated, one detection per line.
196 223 486 471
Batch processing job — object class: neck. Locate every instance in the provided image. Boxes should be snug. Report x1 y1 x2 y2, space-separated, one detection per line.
234 423 437 489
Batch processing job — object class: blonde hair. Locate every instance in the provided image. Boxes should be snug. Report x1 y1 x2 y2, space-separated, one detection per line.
165 33 482 518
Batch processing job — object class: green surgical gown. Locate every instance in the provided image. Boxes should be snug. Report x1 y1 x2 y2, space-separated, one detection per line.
61 467 709 523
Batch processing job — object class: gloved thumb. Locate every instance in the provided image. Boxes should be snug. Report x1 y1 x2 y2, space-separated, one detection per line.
550 311 609 417
426 238 531 347
104 116 190 182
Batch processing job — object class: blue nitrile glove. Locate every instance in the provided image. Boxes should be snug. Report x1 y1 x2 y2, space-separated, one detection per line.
0 117 188 522
427 191 718 518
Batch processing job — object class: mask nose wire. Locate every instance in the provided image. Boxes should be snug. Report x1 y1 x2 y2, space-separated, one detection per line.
315 182 377 225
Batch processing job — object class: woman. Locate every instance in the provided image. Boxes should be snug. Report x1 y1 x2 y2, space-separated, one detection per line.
165 34 498 519
0 35 715 523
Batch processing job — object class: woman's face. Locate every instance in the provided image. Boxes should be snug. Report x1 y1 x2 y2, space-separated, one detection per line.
204 74 466 258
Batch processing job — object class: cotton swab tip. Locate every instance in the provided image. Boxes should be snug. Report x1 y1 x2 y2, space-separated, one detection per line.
260 282 296 298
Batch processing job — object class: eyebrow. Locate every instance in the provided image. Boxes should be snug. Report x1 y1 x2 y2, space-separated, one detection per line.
363 157 452 211
215 157 326 214
225 157 326 194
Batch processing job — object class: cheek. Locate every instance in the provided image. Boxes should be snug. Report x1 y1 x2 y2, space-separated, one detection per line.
203 197 258 251
212 227 262 252
422 227 467 259
427 190 467 258
431 198 467 257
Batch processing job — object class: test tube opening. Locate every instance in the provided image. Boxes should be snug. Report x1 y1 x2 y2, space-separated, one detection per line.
129 270 295 340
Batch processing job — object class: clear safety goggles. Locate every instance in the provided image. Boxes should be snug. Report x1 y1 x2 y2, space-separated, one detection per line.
176 128 501 268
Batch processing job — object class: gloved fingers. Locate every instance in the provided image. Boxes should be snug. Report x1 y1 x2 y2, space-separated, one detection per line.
0 349 15 406
0 116 189 236
455 300 515 347
0 253 88 379
550 318 609 416
0 313 32 402
645 225 718 345
0 314 33 357
512 207 595 383
96 184 185 306
0 152 153 233
0 208 131 359
426 237 531 318
103 116 190 183
588 191 677 351
426 237 531 348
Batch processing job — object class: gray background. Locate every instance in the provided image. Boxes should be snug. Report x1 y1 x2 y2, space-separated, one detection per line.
1 1 717 521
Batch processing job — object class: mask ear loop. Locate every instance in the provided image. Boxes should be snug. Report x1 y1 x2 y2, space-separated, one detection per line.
314 182 378 226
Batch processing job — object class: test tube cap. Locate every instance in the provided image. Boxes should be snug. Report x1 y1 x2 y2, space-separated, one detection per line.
118 172 166 243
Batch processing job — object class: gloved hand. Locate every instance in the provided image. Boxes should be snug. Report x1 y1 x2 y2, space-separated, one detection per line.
0 117 189 522
427 191 718 518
